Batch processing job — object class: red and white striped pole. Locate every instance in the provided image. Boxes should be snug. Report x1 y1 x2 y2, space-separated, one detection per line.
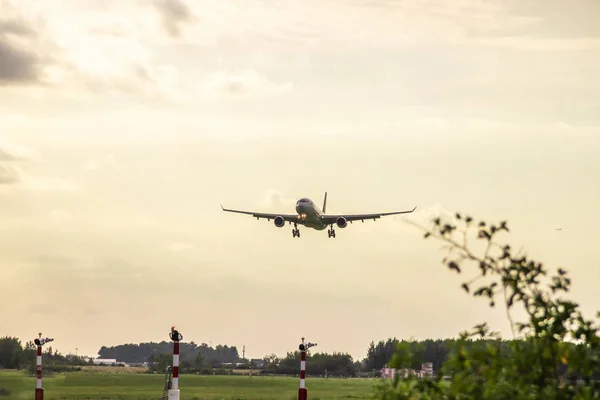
34 333 54 400
168 326 183 400
36 340 42 400
298 337 317 400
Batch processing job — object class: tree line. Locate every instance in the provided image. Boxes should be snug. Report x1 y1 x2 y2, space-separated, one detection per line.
0 336 88 373
98 341 239 366
95 337 472 374
5 334 597 379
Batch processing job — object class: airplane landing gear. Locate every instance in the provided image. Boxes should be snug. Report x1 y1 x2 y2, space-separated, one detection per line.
292 223 300 238
327 226 336 238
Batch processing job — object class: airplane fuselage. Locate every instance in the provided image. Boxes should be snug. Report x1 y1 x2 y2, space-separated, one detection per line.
295 198 327 230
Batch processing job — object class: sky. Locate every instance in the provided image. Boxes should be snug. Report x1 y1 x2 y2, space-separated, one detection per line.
1 0 599 362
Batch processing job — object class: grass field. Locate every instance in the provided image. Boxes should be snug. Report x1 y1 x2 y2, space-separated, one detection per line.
0 369 380 399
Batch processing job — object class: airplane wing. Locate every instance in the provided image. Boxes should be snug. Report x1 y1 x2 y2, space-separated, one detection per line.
319 207 417 224
221 206 303 224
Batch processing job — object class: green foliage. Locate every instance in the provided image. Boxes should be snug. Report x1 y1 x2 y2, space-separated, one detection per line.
262 350 358 376
0 336 22 369
365 338 455 372
375 214 600 399
146 352 172 374
0 337 87 374
98 341 240 365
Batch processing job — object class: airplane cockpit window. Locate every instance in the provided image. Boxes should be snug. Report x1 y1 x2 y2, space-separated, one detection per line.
298 198 310 203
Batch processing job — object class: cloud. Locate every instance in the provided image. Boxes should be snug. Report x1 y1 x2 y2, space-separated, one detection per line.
27 303 59 314
258 189 297 209
310 0 600 52
24 255 147 289
165 242 194 252
0 114 31 133
0 144 39 161
18 176 79 192
199 70 294 97
472 37 600 52
0 143 77 191
0 41 40 85
0 164 20 184
16 252 387 310
177 273 387 307
152 0 195 39
81 307 102 316
0 4 44 85
494 1 600 39
82 154 119 173
0 1 184 100
46 209 74 224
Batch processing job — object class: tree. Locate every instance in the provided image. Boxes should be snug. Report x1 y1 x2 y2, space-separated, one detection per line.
147 353 172 373
0 337 22 369
375 213 600 399
194 352 204 370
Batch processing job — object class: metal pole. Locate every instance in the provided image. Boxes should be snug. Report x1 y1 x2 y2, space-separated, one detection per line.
168 326 183 400
34 333 54 400
298 337 317 400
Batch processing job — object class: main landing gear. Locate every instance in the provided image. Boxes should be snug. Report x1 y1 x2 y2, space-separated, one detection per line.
328 225 336 238
292 223 300 238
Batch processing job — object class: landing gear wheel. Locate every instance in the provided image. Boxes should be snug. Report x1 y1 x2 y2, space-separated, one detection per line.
327 228 336 238
292 228 300 238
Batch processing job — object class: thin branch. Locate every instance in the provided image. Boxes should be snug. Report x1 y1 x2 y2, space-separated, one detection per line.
503 286 516 339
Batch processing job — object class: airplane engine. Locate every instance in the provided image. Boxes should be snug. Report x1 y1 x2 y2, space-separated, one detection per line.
336 216 348 228
274 216 285 227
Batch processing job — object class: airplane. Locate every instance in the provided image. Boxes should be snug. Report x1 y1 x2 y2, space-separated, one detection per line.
221 192 417 238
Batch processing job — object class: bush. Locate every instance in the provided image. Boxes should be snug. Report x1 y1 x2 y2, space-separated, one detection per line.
374 214 600 399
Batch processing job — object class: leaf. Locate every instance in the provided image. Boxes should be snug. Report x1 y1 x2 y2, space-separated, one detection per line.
478 230 491 240
461 283 469 293
448 261 461 273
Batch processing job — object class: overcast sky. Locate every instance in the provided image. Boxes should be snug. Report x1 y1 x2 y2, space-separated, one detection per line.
1 0 599 361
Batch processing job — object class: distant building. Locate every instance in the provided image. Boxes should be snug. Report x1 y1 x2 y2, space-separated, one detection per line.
250 359 265 368
91 358 128 367
127 362 146 367
421 362 434 378
381 362 434 380
92 358 117 365
380 366 397 379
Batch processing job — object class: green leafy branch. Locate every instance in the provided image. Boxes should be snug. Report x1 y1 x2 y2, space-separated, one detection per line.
375 213 600 399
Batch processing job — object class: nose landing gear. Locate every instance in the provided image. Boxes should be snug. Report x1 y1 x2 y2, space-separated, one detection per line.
327 225 336 238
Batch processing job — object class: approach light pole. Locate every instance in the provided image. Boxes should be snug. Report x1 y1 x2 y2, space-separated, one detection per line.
34 333 54 400
298 337 317 400
168 326 183 400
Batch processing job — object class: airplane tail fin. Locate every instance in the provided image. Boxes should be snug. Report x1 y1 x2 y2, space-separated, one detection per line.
323 192 327 213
